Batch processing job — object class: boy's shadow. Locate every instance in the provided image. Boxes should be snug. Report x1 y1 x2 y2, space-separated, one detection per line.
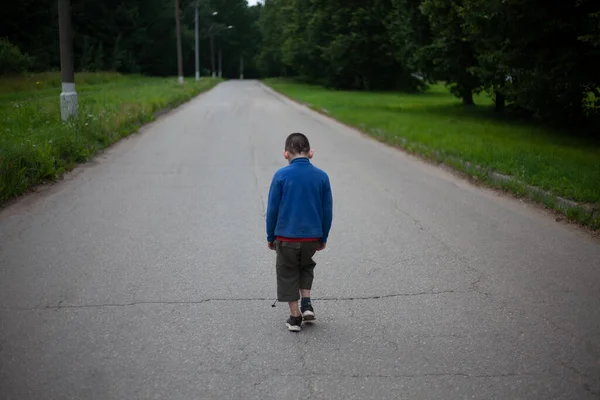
302 321 317 332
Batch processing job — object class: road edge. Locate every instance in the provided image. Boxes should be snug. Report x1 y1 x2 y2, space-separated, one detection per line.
259 81 600 235
0 80 223 214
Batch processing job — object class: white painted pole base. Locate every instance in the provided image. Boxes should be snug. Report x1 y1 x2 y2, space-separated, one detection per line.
195 71 200 81
178 76 184 84
60 82 78 121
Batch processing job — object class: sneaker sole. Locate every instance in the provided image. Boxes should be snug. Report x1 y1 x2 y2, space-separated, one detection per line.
302 311 315 321
286 323 301 332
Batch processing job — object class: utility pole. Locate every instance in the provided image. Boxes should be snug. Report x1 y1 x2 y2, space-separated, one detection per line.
240 54 244 80
195 4 199 80
58 0 77 121
175 0 184 84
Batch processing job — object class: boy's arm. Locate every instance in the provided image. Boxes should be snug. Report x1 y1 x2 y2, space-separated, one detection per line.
266 173 282 244
320 175 333 244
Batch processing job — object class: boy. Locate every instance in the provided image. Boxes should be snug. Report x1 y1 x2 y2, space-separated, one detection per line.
266 132 333 332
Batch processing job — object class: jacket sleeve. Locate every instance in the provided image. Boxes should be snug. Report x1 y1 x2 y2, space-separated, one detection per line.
320 175 333 243
266 173 281 243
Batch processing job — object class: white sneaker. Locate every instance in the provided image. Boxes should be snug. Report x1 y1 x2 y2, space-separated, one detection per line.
301 305 315 321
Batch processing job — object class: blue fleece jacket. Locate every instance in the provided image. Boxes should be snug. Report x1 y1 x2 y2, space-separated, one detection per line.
266 157 333 243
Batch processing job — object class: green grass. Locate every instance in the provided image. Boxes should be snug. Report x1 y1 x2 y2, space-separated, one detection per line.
0 71 127 94
264 78 600 228
0 72 221 202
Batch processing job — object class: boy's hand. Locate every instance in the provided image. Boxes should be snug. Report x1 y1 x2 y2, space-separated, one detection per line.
317 242 326 251
268 242 276 250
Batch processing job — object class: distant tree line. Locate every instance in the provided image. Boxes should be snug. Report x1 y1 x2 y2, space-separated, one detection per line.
1 0 599 129
256 0 600 129
0 0 262 79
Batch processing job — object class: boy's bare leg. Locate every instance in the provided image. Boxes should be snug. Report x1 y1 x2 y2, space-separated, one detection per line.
288 291 310 318
288 301 301 317
288 289 310 317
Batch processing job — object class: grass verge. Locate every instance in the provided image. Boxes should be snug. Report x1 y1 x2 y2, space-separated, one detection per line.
263 78 600 230
0 72 221 202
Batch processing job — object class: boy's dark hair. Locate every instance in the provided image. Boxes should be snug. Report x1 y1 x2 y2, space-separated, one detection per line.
285 132 310 155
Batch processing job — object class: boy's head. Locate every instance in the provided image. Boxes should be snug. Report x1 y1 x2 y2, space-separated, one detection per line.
283 132 314 162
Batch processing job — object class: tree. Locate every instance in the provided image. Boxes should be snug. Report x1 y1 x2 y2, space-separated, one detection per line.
461 0 600 124
387 0 431 90
459 0 510 111
0 38 33 75
322 0 413 90
420 0 480 105
257 0 423 91
256 0 287 77
0 0 261 78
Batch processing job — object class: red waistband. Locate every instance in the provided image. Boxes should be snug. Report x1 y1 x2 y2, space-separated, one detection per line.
276 236 320 242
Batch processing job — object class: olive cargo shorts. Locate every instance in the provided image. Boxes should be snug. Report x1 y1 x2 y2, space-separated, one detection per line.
275 240 320 302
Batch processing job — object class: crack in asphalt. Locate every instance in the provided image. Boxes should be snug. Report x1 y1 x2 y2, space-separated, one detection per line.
316 290 459 301
379 185 490 299
219 369 587 385
0 290 468 311
271 371 577 381
548 318 600 356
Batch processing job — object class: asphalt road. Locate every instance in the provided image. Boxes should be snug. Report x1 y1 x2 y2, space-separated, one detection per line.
1 81 599 400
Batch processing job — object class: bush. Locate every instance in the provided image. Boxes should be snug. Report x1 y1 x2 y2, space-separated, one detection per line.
0 38 33 75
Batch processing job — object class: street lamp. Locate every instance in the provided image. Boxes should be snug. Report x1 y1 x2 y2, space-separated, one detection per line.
207 13 222 78
195 7 218 80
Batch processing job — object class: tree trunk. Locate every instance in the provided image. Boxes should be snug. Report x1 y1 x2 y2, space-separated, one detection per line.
495 92 506 112
462 90 474 106
174 0 183 83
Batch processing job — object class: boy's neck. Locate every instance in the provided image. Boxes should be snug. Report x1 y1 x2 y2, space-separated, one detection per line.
288 153 309 163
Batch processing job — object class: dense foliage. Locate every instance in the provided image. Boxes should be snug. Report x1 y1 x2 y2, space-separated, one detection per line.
1 0 599 128
257 0 600 129
0 38 33 75
0 0 261 78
